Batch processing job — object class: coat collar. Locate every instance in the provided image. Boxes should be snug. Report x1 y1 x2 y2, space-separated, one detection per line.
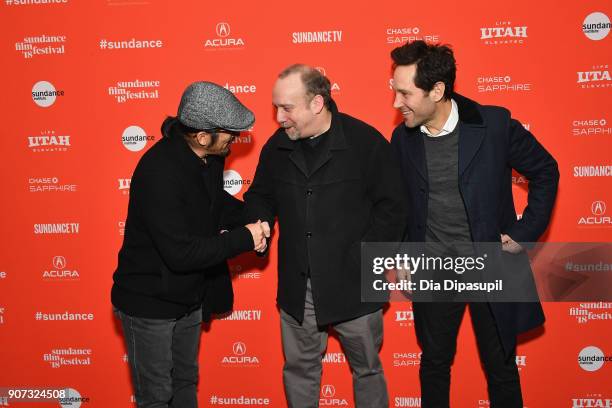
277 99 348 177
399 92 486 180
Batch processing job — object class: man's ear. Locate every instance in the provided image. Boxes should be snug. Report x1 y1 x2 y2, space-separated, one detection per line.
195 131 211 147
310 94 325 114
431 81 446 103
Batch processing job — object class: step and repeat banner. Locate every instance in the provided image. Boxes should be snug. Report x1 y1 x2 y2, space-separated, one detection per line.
1 0 611 407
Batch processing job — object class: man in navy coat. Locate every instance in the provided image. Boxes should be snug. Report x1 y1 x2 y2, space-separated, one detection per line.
389 41 559 407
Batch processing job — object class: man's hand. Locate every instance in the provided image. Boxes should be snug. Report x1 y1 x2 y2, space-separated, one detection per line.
246 220 267 252
501 233 523 254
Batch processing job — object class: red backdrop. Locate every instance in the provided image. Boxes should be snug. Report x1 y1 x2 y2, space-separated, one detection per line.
1 0 611 406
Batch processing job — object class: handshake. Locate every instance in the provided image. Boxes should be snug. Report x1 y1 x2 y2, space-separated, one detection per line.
245 220 271 252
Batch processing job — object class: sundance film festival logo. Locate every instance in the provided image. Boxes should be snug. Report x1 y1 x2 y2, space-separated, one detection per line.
314 67 341 93
572 394 612 407
118 178 131 195
569 302 612 324
573 117 611 136
15 34 65 59
32 80 64 107
28 130 70 153
577 201 611 226
385 26 440 45
43 255 79 280
477 75 531 93
223 170 251 196
583 12 611 41
34 222 80 235
292 29 343 44
122 125 154 152
29 176 77 193
221 341 260 366
108 79 159 104
43 347 91 368
577 65 611 89
5 0 69 6
320 384 348 406
480 21 527 45
578 346 611 372
394 396 421 407
204 22 245 50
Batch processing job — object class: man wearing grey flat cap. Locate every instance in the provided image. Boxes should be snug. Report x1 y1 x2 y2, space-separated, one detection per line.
112 81 268 408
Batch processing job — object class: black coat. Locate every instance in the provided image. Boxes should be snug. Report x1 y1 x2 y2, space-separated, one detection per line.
391 93 559 354
111 129 253 320
245 103 408 325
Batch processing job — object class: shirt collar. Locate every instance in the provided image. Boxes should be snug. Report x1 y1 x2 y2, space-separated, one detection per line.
421 98 458 137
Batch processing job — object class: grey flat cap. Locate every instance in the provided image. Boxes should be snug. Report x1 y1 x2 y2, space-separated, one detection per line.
177 81 255 132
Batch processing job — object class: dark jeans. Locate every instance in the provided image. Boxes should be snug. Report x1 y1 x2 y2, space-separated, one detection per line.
114 307 202 408
413 302 522 408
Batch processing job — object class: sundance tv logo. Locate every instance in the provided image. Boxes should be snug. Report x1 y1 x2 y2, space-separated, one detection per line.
32 80 64 107
28 130 70 153
43 255 79 280
292 29 342 44
583 12 611 41
204 22 245 50
394 396 421 407
480 21 527 45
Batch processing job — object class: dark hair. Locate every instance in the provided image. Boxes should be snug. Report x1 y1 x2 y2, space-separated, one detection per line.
278 64 332 109
391 40 456 100
161 116 218 144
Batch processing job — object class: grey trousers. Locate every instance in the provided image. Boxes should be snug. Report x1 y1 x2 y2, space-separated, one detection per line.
280 279 389 408
114 307 202 408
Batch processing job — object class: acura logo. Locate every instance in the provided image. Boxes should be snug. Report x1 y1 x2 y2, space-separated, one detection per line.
53 256 66 270
216 22 231 38
232 341 246 356
592 201 606 215
321 384 335 398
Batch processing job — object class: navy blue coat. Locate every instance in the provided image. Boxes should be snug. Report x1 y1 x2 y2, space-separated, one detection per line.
391 93 559 354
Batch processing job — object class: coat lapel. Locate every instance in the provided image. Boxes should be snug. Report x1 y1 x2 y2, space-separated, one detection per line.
401 127 428 182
